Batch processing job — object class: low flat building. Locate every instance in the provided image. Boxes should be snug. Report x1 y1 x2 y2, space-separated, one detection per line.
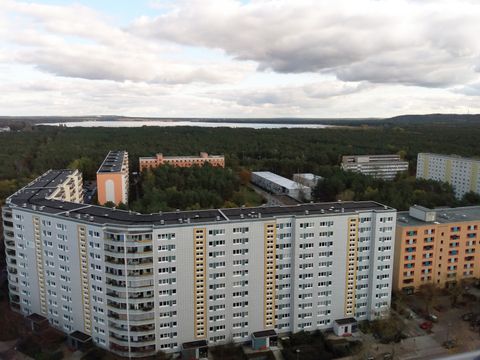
293 173 323 189
341 154 409 180
251 171 311 201
96 151 129 205
394 205 480 293
139 152 224 171
416 153 480 199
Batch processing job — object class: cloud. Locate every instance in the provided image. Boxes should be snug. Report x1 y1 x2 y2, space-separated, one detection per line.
0 0 252 84
209 80 371 107
132 0 480 87
1 0 480 117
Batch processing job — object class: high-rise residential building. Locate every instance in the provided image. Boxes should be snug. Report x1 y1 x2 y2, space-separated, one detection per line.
251 171 312 201
416 153 480 199
394 205 480 293
341 154 409 180
96 151 129 205
139 152 225 172
3 169 396 357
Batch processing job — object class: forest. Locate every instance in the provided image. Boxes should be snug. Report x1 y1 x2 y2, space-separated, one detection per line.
0 120 479 211
128 165 262 212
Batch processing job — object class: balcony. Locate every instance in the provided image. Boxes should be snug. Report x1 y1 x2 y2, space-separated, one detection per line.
109 322 155 336
3 220 13 228
5 240 15 249
108 301 154 313
110 333 156 346
110 343 156 358
7 267 17 275
106 278 154 290
108 311 155 323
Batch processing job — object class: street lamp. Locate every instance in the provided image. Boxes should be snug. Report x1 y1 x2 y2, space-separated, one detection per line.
296 349 301 360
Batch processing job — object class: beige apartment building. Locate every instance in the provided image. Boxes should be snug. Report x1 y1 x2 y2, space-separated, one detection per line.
139 152 225 171
394 205 480 293
96 151 129 205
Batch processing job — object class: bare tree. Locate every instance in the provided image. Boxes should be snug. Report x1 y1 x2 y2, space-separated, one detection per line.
417 283 437 315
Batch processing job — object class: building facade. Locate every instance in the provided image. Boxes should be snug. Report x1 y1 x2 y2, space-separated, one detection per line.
139 152 225 172
4 170 396 357
96 151 129 206
251 171 312 201
341 155 409 180
292 173 323 189
394 205 480 293
416 153 480 199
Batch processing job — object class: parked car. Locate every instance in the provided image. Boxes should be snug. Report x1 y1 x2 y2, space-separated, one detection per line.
420 321 433 330
427 314 438 322
443 340 457 349
461 312 474 321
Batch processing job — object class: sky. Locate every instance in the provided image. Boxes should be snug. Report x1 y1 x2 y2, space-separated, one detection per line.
1 0 480 118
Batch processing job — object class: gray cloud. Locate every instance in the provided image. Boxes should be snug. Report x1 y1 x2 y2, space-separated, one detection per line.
132 0 480 88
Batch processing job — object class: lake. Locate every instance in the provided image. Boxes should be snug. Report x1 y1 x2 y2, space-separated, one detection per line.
39 120 336 129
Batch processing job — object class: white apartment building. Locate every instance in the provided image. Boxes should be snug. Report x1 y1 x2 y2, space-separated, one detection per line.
416 153 480 199
341 155 409 180
3 169 396 357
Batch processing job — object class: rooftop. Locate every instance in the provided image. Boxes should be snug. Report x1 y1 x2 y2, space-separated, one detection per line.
7 170 394 228
419 153 480 163
335 317 357 325
97 150 127 173
252 329 277 338
293 173 323 181
252 171 309 190
397 205 480 227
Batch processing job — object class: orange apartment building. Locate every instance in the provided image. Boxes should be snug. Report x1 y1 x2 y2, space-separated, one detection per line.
139 152 225 171
96 150 129 205
394 205 480 293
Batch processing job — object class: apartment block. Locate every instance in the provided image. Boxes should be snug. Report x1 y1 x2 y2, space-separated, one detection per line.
251 171 312 201
96 151 129 206
394 205 480 293
416 153 480 199
139 152 225 172
3 169 396 357
341 154 409 180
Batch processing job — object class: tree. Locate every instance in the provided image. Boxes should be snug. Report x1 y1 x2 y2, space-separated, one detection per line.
68 157 97 180
448 280 466 308
418 283 438 314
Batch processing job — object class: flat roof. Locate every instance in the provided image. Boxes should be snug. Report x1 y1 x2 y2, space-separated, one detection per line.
69 331 92 342
140 153 224 160
335 317 357 325
419 153 480 163
252 329 277 338
97 150 127 173
26 313 48 323
293 173 323 180
397 206 480 227
252 171 308 190
7 170 394 227
182 340 208 349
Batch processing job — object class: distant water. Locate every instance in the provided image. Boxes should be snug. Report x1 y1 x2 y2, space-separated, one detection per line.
39 120 336 129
